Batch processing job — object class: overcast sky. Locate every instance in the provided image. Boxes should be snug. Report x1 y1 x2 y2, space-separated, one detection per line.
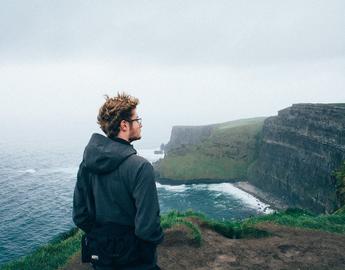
1 0 344 148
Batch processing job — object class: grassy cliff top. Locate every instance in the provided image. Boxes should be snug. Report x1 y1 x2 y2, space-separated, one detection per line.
155 117 266 180
216 117 267 130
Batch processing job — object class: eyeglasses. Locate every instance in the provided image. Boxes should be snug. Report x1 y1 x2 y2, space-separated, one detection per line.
126 117 142 125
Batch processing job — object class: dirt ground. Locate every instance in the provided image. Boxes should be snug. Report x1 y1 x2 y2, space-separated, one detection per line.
62 223 345 270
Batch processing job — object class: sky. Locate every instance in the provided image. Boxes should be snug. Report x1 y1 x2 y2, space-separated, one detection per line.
1 0 344 149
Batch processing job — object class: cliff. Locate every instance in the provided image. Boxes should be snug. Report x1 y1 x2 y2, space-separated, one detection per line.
154 117 266 181
248 103 345 213
155 103 345 213
164 124 217 152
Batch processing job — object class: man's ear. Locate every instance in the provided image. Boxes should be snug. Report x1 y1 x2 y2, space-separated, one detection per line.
119 119 128 131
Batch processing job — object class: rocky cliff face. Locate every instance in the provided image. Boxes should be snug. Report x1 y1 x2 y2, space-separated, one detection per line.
248 103 345 213
164 124 217 152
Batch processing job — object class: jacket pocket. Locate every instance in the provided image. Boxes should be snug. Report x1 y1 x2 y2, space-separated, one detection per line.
86 233 140 267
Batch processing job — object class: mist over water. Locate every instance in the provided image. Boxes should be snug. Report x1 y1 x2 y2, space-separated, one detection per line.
0 139 272 265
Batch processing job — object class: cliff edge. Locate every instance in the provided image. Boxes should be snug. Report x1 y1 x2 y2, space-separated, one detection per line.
248 103 345 213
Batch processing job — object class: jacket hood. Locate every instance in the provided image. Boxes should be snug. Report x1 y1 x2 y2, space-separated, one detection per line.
83 133 137 174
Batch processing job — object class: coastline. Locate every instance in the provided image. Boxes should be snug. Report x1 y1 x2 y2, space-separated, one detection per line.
232 181 288 211
156 177 240 185
156 178 288 211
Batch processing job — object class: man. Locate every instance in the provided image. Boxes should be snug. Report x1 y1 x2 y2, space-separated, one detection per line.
73 93 164 270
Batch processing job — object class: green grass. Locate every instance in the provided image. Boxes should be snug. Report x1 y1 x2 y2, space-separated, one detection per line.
161 210 202 246
3 208 345 270
157 118 265 180
0 228 82 270
334 161 345 209
229 208 345 235
161 208 345 241
216 117 267 130
334 205 345 214
161 209 271 240
158 153 249 180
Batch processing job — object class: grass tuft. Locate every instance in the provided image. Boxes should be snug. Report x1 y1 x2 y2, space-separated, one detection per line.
0 228 82 270
161 210 202 246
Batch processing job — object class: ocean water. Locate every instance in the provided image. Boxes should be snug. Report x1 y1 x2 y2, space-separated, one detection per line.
0 140 272 265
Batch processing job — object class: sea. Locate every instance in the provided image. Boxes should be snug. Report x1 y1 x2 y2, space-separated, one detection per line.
0 139 273 266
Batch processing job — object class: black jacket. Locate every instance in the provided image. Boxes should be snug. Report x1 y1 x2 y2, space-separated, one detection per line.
72 133 164 245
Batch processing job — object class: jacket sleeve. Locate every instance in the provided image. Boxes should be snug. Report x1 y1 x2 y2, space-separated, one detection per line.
132 162 164 245
72 162 95 233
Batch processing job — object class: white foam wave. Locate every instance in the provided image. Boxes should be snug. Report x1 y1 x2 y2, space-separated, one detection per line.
207 183 274 214
19 167 78 176
47 167 78 174
190 184 209 190
23 169 36 174
33 167 78 175
156 183 188 192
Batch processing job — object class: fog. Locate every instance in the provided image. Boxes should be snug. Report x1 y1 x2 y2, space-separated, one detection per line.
1 0 344 148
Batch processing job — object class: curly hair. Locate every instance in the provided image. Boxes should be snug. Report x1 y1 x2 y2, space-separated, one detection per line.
97 92 139 139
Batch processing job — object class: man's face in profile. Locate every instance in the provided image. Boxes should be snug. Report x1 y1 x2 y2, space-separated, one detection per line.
129 108 142 142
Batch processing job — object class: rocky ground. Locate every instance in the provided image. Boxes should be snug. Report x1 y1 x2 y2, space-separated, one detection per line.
62 221 345 270
233 181 289 211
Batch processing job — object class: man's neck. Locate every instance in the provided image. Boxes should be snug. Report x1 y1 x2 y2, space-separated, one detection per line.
116 134 130 142
112 136 131 145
